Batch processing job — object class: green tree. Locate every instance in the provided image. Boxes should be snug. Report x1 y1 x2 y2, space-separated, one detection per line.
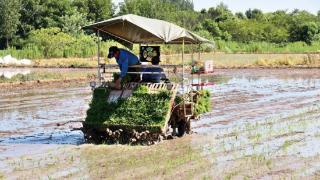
207 3 234 22
290 10 318 24
175 10 200 30
27 27 74 57
119 0 158 18
38 0 73 28
268 10 293 30
200 9 206 14
0 0 21 48
202 19 222 38
166 0 193 11
72 0 89 16
288 10 318 44
235 12 246 19
245 9 264 20
88 0 113 22
262 23 289 43
118 0 199 30
19 0 42 37
73 0 113 22
290 22 319 44
194 29 212 40
61 10 89 35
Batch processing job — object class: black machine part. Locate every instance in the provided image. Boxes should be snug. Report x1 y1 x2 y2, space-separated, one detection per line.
139 46 160 65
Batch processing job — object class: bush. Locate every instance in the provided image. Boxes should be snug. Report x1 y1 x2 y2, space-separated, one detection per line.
26 28 75 58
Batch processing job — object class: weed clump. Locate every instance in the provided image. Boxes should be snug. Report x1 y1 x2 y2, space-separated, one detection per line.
194 90 211 116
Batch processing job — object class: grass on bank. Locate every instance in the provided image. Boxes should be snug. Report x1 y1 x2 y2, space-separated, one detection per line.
1 40 320 60
1 51 320 69
164 52 320 68
215 41 320 54
254 53 320 67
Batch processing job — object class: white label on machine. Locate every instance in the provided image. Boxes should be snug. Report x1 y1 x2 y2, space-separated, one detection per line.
107 90 133 103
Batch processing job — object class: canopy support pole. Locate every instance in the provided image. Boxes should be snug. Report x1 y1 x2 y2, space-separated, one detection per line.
182 38 185 92
197 44 201 91
191 44 194 88
198 44 201 62
97 30 101 86
138 43 141 61
182 38 187 117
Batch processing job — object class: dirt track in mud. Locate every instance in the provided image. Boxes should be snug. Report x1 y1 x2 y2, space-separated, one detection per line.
1 68 320 179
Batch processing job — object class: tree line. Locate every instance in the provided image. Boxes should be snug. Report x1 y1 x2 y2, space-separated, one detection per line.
0 0 319 58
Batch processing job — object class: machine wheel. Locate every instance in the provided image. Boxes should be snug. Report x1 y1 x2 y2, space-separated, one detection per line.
186 118 191 134
177 121 186 137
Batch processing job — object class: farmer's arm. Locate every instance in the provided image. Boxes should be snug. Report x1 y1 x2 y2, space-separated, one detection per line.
120 57 129 79
115 56 129 89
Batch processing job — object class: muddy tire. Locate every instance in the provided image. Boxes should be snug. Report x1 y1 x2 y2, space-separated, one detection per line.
186 119 191 134
177 121 186 137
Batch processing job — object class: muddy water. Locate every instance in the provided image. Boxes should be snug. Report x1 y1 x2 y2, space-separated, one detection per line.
0 86 91 144
1 69 319 145
0 67 95 78
192 69 320 178
1 68 320 177
194 69 320 133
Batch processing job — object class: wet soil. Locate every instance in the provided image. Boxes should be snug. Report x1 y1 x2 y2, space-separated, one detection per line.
191 68 320 178
0 86 91 144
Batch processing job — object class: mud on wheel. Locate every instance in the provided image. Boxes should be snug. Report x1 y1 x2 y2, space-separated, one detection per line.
82 126 166 145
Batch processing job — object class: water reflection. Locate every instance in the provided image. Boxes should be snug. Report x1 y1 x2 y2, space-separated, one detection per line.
0 68 31 79
0 86 91 145
191 69 320 176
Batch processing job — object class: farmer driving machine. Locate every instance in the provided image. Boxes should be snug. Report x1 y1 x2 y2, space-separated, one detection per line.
82 14 214 144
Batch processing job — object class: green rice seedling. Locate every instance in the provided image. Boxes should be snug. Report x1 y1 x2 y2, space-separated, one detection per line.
85 86 173 133
194 90 211 116
281 140 295 150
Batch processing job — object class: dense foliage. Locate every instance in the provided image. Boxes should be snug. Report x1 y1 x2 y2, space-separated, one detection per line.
0 0 21 48
0 0 320 58
85 86 172 132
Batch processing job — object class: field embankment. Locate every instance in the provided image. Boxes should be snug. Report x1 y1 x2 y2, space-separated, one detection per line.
1 53 320 69
165 52 320 68
0 53 319 91
0 68 96 92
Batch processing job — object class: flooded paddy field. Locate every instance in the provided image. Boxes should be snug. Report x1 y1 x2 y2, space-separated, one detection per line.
0 68 320 179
